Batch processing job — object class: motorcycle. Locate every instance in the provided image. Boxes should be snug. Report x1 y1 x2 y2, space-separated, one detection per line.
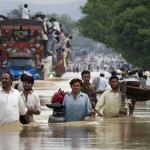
46 89 66 123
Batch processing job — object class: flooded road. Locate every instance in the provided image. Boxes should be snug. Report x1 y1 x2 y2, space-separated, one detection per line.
1 72 150 150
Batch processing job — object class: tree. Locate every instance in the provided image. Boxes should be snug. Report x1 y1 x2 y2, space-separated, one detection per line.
79 0 150 69
7 6 75 36
7 4 23 19
46 13 75 35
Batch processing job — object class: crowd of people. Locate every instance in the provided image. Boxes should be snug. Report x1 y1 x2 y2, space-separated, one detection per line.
2 68 147 125
21 4 72 80
0 4 150 125
63 69 150 121
0 72 41 125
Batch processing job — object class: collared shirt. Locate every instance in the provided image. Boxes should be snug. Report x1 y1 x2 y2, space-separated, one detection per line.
0 87 27 125
62 92 92 122
20 91 41 122
95 89 128 117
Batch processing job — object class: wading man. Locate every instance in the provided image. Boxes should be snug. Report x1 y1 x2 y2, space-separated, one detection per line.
95 76 128 118
81 70 97 108
0 72 27 125
20 76 41 124
63 78 94 122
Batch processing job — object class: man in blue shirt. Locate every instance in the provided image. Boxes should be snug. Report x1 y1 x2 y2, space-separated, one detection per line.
63 78 94 122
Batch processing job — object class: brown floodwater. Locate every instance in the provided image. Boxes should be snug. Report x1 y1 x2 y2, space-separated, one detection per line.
1 72 150 150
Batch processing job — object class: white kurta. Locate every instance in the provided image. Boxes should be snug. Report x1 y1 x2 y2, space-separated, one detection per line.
43 56 52 80
20 91 41 122
95 89 128 117
0 87 27 125
22 8 29 19
41 21 48 40
53 21 60 32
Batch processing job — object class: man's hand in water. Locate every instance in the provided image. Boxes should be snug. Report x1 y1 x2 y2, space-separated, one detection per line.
90 109 96 118
27 106 33 115
94 109 104 117
97 112 103 117
119 108 127 115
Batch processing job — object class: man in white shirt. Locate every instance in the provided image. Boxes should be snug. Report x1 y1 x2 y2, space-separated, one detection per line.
16 73 27 92
20 75 41 124
0 72 27 125
21 67 32 76
95 76 128 118
97 73 110 91
62 34 69 50
42 52 52 80
92 73 110 99
22 4 30 19
50 18 60 32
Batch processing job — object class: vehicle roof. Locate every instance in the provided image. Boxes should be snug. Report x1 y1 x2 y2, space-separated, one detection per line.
0 19 42 26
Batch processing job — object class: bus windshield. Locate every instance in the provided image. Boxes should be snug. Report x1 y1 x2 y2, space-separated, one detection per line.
7 58 35 67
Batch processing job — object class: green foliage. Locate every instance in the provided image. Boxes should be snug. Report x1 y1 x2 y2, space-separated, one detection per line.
72 36 97 52
46 13 75 35
79 0 150 69
34 12 75 35
7 6 75 36
7 4 23 19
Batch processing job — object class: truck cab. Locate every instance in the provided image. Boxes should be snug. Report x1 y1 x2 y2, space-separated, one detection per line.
0 19 43 80
6 53 40 80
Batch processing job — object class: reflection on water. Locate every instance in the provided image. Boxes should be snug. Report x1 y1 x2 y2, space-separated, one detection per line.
1 73 150 149
1 109 150 150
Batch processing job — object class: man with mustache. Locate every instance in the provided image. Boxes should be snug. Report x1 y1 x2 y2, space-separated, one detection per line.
20 75 41 124
0 72 27 125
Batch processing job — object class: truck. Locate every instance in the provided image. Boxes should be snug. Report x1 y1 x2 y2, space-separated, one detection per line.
0 19 65 80
0 19 43 80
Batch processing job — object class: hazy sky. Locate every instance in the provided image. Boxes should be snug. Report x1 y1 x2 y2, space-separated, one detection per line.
3 0 80 5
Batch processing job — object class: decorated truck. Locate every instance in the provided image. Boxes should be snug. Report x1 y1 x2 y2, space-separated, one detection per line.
0 19 43 80
0 19 65 80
